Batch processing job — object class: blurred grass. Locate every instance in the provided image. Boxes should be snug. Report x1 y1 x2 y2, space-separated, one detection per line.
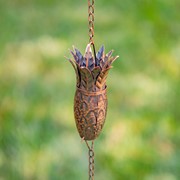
0 0 180 179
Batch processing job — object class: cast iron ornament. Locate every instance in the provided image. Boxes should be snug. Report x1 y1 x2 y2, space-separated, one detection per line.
67 43 119 140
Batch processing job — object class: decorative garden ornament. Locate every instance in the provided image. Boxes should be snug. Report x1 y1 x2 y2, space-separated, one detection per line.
66 0 119 179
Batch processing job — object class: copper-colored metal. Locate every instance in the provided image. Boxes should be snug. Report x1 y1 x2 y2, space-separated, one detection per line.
85 141 95 180
89 149 94 180
74 87 107 140
66 1 120 179
88 0 95 43
66 43 119 141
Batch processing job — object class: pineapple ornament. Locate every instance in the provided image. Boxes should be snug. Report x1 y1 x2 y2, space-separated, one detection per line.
66 0 119 179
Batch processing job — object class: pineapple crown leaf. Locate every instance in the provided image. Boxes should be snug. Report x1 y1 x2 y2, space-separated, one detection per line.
70 43 118 71
96 45 105 61
67 43 119 91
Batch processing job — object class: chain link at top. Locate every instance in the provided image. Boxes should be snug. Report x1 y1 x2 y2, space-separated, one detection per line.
88 0 95 44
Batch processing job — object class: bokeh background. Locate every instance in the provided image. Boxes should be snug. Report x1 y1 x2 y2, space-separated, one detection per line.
0 0 180 179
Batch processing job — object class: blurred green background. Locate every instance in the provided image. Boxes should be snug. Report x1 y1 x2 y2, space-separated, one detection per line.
0 0 180 179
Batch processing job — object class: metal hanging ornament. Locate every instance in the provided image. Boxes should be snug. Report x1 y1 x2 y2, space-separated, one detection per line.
66 0 119 179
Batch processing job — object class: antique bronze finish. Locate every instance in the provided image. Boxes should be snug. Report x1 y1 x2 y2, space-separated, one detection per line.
70 43 119 141
66 0 119 179
88 0 95 44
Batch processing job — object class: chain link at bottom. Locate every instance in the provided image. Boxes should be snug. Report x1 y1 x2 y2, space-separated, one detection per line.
86 141 95 180
89 149 94 180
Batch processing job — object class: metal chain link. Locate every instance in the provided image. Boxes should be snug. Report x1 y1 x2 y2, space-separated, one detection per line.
88 0 97 66
88 0 95 44
86 141 95 180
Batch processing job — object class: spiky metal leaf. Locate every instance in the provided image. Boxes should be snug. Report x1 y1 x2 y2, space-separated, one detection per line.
67 43 119 92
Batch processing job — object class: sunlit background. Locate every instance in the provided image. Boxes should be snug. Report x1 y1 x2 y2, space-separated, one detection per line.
0 0 180 179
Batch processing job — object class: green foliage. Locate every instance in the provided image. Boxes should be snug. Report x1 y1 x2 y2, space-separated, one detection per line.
0 0 179 179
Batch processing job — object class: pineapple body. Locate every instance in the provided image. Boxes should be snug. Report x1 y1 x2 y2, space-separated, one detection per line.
74 88 107 140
